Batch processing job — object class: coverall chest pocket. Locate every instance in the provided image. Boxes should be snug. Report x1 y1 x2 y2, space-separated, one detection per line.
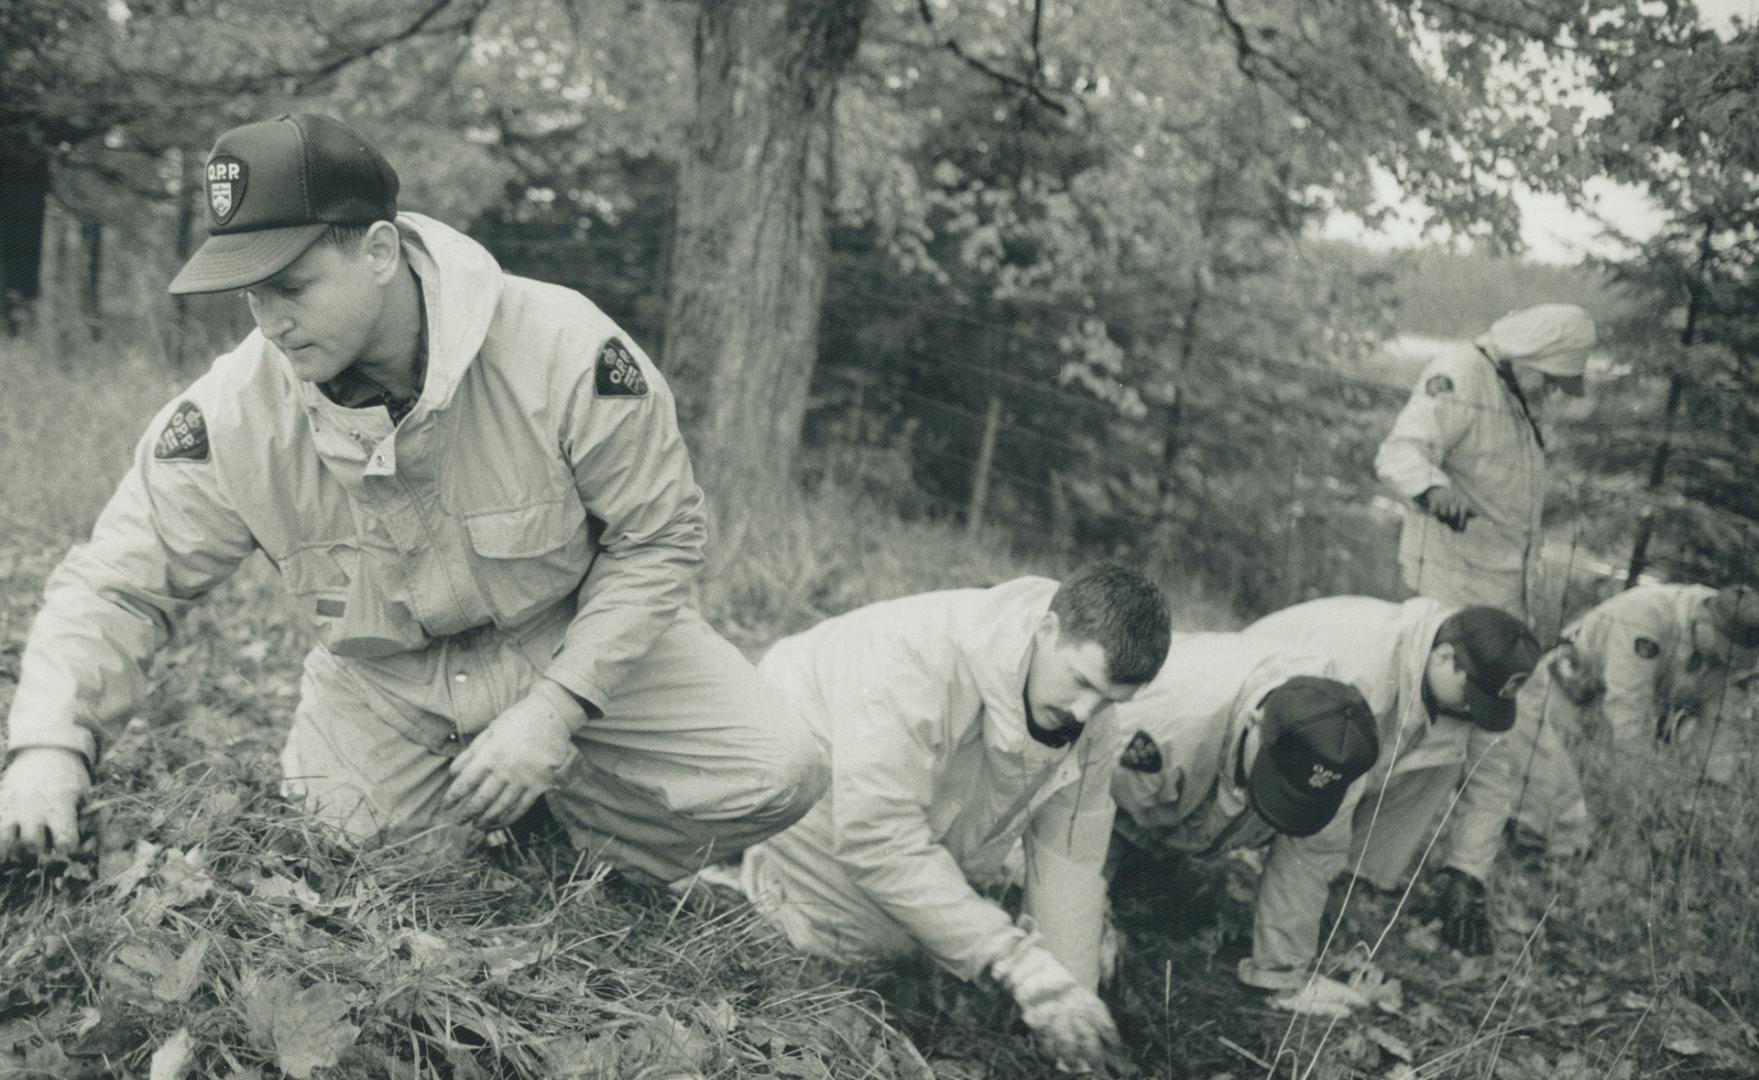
461 497 592 628
282 544 428 659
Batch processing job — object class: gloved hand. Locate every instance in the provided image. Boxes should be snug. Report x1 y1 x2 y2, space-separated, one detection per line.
990 936 1120 1072
1432 867 1492 955
1416 486 1475 532
443 679 583 830
0 748 91 859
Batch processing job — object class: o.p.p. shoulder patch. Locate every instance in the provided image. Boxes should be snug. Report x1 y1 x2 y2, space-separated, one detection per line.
1425 374 1456 397
1120 730 1163 773
154 400 209 462
1633 636 1661 660
595 338 648 398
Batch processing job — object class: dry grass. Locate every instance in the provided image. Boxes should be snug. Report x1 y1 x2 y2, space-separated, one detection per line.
3 338 1755 1078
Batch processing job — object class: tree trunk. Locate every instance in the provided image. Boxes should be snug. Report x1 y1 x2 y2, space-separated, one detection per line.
1626 224 1712 587
665 0 869 501
0 137 50 335
968 393 1002 535
80 219 103 341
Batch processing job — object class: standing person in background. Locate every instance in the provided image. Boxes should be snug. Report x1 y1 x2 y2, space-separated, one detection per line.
1243 596 1542 957
729 566 1171 1073
0 113 829 884
1376 303 1598 625
1109 633 1380 1018
1506 582 1759 854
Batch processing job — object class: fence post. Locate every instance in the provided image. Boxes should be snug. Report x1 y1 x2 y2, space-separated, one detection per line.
967 393 1002 535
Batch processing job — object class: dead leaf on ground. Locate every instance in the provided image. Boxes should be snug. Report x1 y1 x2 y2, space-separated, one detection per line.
147 1027 194 1080
239 971 360 1079
253 873 322 908
1366 1025 1413 1062
102 839 160 897
110 940 207 1004
1663 1034 1708 1056
158 846 214 907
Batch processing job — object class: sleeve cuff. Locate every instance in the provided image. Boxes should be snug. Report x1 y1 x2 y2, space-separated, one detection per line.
539 662 607 727
527 677 596 736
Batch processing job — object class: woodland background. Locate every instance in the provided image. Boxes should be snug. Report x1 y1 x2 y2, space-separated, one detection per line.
4 1 1759 1077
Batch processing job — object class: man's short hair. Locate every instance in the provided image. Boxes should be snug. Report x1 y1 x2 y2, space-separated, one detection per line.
317 221 381 251
1049 562 1171 685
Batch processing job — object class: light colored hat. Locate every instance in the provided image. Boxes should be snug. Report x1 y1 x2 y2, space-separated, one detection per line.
1475 303 1598 377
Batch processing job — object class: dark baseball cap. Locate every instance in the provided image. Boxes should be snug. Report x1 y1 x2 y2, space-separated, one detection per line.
1247 676 1379 838
1707 585 1759 651
1438 607 1542 733
169 113 399 295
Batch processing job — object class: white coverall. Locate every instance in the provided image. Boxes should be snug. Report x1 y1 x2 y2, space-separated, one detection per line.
1375 344 1545 622
738 577 1122 990
1109 633 1368 985
1507 584 1755 849
1243 597 1514 889
5 214 827 881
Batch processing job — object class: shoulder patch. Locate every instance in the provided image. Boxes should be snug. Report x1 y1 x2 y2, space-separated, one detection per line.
1633 636 1661 660
1425 374 1455 397
594 338 648 398
1120 730 1163 773
154 400 209 462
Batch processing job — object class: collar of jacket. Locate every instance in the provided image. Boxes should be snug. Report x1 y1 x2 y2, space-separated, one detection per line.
291 212 505 425
950 576 1066 758
1390 596 1464 756
1477 344 1546 450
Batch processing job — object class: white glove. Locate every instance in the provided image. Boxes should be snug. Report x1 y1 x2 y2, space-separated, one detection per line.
0 748 91 858
443 679 582 829
991 937 1120 1072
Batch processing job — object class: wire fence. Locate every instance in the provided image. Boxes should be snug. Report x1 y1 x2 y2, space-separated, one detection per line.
806 279 1758 649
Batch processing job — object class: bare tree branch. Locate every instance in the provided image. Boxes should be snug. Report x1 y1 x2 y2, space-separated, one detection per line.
914 0 1068 115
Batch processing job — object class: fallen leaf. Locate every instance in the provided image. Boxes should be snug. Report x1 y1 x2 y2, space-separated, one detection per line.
478 940 543 979
72 1007 102 1036
1366 1026 1413 1062
159 847 214 907
700 998 738 1036
253 874 322 908
157 939 209 1004
1663 1034 1707 1056
103 840 161 897
240 973 360 1079
148 1027 194 1080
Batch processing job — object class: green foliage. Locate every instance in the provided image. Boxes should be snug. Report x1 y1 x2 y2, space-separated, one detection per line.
1557 8 1759 587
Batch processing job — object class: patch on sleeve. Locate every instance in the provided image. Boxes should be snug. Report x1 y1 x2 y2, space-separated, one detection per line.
1633 636 1660 660
1425 375 1455 397
153 400 209 462
1120 730 1163 773
594 338 648 398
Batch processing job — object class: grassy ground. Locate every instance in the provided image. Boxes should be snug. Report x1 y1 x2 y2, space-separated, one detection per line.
2 338 1756 1079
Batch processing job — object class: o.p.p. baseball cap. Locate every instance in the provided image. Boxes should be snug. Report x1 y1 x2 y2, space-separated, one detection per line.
1247 676 1379 838
169 113 399 295
1439 607 1543 733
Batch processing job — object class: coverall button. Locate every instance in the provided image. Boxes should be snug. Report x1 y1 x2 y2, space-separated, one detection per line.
453 672 468 684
